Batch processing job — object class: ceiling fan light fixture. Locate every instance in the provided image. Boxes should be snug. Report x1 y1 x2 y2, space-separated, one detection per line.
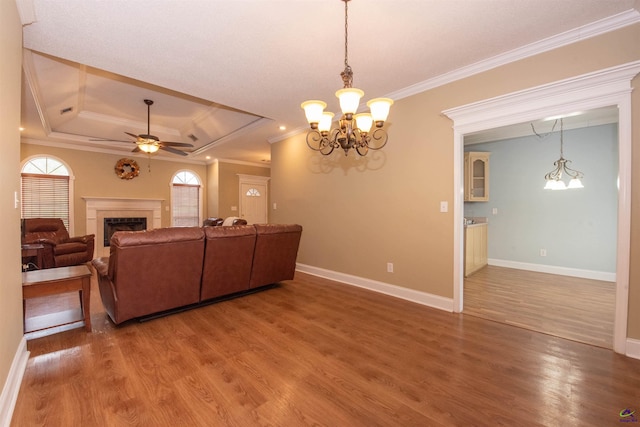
138 141 160 154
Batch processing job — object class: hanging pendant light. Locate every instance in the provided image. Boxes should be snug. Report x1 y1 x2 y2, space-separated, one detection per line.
301 0 393 156
544 118 584 190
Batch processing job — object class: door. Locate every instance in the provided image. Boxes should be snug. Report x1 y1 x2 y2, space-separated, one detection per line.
240 181 267 224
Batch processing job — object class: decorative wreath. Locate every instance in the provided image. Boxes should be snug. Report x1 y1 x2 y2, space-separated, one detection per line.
114 158 140 180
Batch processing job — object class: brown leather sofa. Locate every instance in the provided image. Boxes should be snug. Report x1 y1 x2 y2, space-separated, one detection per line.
22 218 95 269
92 224 302 324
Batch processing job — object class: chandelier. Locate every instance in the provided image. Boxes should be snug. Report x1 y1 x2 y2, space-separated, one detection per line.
544 118 584 190
300 0 393 156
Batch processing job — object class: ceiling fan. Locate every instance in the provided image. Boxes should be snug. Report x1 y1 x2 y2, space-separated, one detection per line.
91 99 193 156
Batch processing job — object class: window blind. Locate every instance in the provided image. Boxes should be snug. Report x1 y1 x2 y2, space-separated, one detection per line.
21 173 70 229
172 183 200 227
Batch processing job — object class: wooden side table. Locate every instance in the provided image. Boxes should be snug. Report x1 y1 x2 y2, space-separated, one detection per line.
22 265 92 333
21 243 45 270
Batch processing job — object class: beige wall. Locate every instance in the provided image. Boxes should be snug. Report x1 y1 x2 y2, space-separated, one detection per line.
0 0 26 411
214 161 270 220
272 24 640 337
20 144 208 232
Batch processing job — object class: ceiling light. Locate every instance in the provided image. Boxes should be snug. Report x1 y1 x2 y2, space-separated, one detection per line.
279 125 286 131
544 118 584 190
138 139 160 154
301 0 393 156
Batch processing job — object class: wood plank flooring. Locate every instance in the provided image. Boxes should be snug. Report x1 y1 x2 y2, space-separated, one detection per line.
12 271 640 426
464 265 615 348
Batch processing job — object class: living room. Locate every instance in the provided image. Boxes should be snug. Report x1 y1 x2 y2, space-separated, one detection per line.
3 1 640 425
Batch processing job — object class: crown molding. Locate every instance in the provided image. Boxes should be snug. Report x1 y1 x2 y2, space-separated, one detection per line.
389 9 640 101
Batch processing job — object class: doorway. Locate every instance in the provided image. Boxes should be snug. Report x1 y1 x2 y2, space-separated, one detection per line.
443 61 640 354
461 111 618 347
238 174 270 224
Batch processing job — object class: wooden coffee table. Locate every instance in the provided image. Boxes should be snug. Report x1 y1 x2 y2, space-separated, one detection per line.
22 265 92 333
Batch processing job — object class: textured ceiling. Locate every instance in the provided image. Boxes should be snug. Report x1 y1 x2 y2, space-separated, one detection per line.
17 0 640 164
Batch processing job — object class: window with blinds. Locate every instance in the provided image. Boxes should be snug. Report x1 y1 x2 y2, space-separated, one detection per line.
171 170 201 227
21 174 71 229
21 156 71 230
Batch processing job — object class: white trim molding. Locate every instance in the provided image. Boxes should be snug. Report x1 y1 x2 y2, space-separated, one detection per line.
296 263 454 313
488 259 616 282
389 9 640 101
626 338 640 360
443 60 640 356
0 337 29 427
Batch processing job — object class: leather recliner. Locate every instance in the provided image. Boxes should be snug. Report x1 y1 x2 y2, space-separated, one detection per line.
22 218 95 269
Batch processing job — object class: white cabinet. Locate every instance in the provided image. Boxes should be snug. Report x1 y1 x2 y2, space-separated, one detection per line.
464 223 488 277
464 152 490 202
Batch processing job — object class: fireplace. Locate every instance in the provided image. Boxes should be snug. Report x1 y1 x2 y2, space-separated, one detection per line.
103 217 147 247
84 197 163 257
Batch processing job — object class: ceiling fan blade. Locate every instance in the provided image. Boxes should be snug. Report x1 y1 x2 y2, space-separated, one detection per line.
90 138 133 143
160 146 188 156
157 141 194 147
131 146 141 153
124 132 140 139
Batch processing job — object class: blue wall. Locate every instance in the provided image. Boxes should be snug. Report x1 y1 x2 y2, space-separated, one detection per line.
464 123 618 274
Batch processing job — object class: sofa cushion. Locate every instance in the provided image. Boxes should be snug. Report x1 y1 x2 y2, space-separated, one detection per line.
111 226 204 247
106 226 205 323
250 224 302 288
201 225 256 300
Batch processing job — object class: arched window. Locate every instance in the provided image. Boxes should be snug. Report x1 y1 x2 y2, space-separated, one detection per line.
171 170 202 227
21 155 73 230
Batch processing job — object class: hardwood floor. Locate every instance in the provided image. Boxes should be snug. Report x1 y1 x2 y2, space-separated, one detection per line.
12 271 640 426
464 265 616 348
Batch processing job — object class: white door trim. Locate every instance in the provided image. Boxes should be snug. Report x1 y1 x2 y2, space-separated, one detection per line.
443 60 640 355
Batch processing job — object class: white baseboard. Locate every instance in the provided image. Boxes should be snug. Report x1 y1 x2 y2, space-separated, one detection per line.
488 259 616 282
0 337 29 427
626 338 640 360
296 263 454 312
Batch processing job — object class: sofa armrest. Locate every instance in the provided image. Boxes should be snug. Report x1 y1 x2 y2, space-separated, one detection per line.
67 234 95 244
31 238 57 246
92 257 109 277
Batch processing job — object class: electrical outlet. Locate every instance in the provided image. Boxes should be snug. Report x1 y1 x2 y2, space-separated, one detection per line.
387 262 394 273
540 249 547 257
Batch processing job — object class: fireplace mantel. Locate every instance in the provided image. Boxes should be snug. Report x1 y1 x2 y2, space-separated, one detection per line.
84 197 163 257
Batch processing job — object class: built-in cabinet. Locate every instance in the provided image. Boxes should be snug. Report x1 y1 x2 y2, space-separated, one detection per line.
464 223 488 277
464 152 490 202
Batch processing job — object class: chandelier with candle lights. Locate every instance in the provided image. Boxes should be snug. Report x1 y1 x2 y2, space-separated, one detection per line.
301 0 393 156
